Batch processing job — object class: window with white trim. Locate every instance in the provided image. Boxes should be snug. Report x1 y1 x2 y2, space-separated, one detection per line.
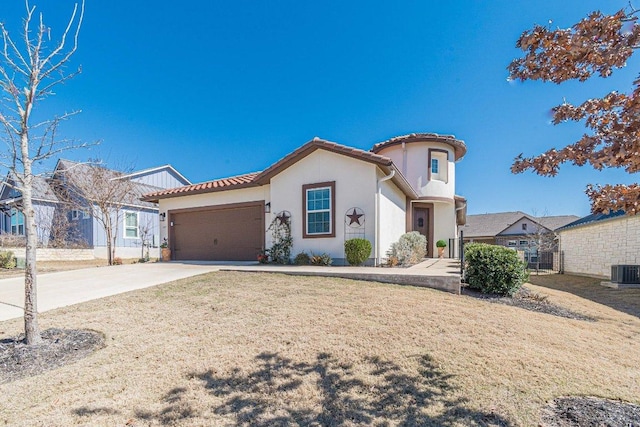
303 181 335 238
431 158 439 174
10 208 24 235
429 150 448 183
124 211 139 238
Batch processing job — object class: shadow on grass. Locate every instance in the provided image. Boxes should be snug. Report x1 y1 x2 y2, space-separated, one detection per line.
135 387 198 425
528 273 640 319
192 352 511 426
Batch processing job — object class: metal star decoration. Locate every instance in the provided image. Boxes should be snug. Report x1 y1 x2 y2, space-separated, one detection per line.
347 208 363 226
276 211 291 225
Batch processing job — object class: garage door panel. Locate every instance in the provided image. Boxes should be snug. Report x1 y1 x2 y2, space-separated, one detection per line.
171 204 263 261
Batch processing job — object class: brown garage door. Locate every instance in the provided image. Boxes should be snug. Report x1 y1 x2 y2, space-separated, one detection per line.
170 203 263 261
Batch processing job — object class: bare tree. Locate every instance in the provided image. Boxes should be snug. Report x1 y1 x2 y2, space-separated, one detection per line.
58 161 137 265
138 216 155 261
0 1 85 344
523 211 559 273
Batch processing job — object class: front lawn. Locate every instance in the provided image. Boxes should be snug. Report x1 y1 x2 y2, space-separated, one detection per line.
1 272 638 426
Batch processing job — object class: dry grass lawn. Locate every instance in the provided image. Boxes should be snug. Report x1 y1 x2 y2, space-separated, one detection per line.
1 271 639 426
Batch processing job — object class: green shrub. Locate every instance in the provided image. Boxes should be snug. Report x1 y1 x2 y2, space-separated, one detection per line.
436 239 447 248
344 238 372 266
310 253 332 266
464 243 528 296
387 231 426 266
0 250 16 269
294 252 311 265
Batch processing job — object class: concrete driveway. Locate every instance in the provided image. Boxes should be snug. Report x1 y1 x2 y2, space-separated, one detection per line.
0 263 221 322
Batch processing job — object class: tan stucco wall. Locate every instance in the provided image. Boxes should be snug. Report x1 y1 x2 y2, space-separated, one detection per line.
377 141 456 199
378 173 407 260
432 202 457 256
270 149 378 261
559 215 640 278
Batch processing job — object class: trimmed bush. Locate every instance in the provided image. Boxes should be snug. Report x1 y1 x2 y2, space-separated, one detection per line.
310 253 332 266
387 231 426 266
0 250 16 269
344 238 372 266
436 240 447 248
464 243 528 296
294 252 311 265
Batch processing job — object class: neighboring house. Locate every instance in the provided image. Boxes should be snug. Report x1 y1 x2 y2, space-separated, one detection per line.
557 211 640 279
0 160 190 259
0 174 61 246
462 211 579 265
142 133 468 264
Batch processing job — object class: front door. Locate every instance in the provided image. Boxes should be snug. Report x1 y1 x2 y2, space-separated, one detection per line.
413 207 431 257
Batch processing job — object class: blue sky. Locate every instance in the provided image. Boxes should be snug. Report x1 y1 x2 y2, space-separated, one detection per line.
2 0 638 216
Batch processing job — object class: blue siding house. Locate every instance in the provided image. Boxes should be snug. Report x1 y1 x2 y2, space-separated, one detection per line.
0 160 190 259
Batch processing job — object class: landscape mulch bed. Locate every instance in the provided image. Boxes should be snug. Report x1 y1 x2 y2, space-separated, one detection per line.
462 286 595 321
0 328 105 384
541 396 640 426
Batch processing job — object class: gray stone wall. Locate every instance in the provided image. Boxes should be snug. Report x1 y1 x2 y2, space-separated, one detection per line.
0 247 95 261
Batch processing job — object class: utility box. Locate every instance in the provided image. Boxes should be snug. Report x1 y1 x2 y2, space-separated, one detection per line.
15 257 26 269
611 265 640 284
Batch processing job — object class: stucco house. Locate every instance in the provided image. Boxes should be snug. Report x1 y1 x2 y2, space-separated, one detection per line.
557 211 640 279
0 160 190 259
142 133 468 264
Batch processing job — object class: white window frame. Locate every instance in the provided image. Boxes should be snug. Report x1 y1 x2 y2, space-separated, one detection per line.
303 182 335 238
429 150 449 183
71 210 81 220
123 211 139 239
306 187 331 235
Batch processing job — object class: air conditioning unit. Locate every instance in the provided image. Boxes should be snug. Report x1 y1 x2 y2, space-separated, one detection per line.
611 265 640 284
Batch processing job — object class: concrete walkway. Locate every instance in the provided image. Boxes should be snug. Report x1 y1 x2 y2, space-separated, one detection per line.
0 263 220 322
0 258 461 323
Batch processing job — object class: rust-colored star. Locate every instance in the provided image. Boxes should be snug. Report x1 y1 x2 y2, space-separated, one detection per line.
276 212 290 225
347 209 363 225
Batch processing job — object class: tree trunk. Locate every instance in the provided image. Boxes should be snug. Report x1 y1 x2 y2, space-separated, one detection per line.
105 214 113 265
21 153 42 344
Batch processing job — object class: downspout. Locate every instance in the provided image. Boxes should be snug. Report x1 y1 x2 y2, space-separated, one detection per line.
375 169 396 266
401 142 407 176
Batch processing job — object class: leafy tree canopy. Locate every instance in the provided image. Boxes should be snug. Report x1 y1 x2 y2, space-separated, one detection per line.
509 7 640 215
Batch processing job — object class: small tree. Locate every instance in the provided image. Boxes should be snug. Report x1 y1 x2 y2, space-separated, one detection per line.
0 1 85 344
509 7 640 215
62 161 137 265
138 216 154 261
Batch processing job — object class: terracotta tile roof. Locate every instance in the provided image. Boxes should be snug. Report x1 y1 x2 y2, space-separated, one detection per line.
143 138 415 202
371 132 467 160
254 137 393 183
142 172 260 201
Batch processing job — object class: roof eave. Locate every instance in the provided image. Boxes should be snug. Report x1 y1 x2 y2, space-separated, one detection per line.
141 181 261 203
